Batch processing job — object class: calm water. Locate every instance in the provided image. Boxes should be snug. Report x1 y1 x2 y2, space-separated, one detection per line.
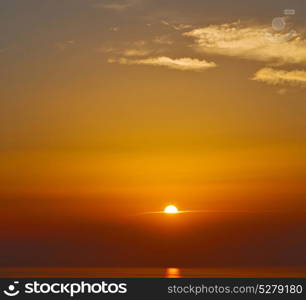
1 267 305 278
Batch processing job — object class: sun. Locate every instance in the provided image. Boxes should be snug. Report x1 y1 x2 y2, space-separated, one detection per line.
164 205 179 214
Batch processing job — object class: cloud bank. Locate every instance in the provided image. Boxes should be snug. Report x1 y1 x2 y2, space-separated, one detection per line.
184 22 306 66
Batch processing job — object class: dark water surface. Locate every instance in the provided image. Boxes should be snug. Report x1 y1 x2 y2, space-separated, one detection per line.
1 267 305 278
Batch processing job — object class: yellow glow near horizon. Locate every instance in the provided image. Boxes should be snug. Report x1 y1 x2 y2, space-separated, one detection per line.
164 205 179 214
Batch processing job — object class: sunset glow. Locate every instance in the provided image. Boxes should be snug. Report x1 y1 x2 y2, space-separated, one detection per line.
1 0 306 276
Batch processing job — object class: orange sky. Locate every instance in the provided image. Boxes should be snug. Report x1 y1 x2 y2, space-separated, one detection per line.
0 0 306 268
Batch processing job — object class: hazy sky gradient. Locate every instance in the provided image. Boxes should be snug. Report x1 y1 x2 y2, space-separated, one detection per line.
1 0 306 267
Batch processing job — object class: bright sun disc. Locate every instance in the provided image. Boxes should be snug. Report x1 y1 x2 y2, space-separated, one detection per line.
164 205 178 214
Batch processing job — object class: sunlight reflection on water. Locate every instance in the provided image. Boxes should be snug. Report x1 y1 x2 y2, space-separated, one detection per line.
165 268 181 278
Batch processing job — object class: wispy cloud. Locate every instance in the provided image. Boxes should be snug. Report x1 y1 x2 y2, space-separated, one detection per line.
184 22 306 66
161 20 193 31
55 40 76 51
122 48 152 57
98 40 153 57
278 88 288 95
94 0 138 11
253 68 306 86
108 56 217 71
109 26 120 32
153 35 173 45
